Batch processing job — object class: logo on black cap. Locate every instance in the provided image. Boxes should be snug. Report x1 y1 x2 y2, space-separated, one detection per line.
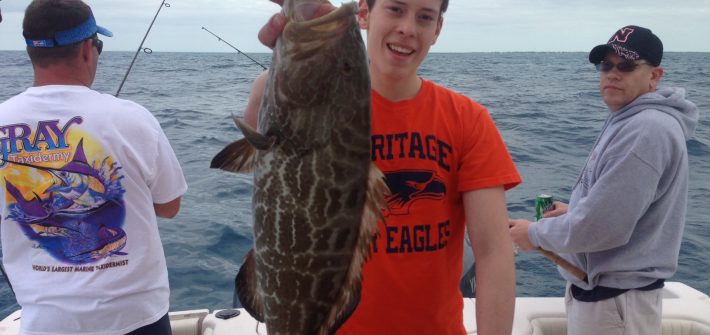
611 27 634 43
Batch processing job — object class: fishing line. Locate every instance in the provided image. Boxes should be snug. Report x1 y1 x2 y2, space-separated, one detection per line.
201 27 267 70
115 0 171 97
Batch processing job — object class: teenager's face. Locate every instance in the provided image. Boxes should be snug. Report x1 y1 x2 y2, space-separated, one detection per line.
359 0 443 81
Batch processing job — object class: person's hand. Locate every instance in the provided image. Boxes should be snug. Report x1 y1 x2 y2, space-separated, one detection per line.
508 218 535 251
258 10 286 49
542 201 568 218
258 0 338 49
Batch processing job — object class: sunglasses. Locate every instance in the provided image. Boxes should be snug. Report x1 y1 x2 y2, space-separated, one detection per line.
91 37 103 55
595 60 649 73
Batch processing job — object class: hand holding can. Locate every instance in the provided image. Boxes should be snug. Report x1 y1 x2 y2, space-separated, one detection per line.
535 194 554 221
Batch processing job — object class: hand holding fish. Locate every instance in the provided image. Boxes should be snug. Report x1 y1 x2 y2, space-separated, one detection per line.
258 0 337 48
247 0 347 128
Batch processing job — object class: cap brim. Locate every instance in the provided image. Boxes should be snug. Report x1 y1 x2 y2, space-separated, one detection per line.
589 44 612 64
96 25 113 38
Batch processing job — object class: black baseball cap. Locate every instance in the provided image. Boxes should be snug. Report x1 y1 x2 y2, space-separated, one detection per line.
589 25 663 66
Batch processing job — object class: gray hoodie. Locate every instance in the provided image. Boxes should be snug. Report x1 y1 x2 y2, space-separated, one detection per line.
529 86 699 290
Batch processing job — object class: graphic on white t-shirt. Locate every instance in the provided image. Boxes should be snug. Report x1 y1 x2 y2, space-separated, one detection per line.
2 117 127 265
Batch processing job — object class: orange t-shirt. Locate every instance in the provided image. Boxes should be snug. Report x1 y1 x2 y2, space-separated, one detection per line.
338 79 521 335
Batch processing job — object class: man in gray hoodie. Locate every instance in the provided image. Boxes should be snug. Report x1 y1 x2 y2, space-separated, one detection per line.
509 25 698 335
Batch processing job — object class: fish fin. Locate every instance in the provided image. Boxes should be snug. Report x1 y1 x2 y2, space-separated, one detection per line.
234 117 276 151
234 249 266 323
319 163 390 335
365 163 390 226
210 139 257 173
324 289 361 335
210 116 278 173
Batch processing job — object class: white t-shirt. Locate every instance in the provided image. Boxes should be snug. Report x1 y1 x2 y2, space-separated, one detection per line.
0 85 187 335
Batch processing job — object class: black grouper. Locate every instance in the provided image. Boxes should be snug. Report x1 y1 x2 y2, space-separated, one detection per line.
210 1 388 334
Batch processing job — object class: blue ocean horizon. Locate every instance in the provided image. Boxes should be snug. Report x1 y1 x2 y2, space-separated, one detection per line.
1 51 708 319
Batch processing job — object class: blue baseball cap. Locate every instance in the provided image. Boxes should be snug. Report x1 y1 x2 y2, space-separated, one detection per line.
25 13 112 48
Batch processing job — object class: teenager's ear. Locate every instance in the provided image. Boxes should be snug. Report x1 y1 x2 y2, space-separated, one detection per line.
431 16 444 45
357 0 368 29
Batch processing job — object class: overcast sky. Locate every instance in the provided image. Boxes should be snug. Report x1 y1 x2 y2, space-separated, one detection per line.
1 0 709 53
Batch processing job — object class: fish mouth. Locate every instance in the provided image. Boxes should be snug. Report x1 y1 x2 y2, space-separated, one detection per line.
287 2 357 29
283 2 358 59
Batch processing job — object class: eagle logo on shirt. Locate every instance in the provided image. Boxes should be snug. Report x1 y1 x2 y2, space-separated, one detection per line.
383 170 446 216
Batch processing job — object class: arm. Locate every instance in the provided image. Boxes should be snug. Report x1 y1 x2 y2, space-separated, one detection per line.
530 153 661 253
465 187 515 335
244 71 269 128
154 197 181 218
509 200 567 251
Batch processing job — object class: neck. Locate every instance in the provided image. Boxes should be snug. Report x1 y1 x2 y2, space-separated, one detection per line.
33 65 92 88
31 43 95 88
370 73 422 102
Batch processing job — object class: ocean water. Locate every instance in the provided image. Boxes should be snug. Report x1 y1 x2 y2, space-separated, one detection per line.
0 50 708 319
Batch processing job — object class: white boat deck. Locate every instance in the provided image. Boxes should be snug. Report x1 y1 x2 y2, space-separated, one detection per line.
1 282 708 334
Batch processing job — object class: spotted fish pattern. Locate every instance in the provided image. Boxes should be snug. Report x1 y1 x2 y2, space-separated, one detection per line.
210 1 388 334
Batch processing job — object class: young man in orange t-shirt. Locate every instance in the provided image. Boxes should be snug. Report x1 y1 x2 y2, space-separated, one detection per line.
244 0 521 333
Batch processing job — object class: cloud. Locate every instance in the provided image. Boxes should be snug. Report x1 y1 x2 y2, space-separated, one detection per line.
1 0 709 52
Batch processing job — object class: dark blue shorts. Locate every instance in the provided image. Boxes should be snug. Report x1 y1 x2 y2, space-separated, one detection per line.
125 313 172 335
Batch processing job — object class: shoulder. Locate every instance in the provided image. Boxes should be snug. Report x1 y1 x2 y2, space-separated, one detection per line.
422 79 488 118
623 109 683 142
0 89 32 110
95 93 162 129
96 91 151 114
610 109 686 165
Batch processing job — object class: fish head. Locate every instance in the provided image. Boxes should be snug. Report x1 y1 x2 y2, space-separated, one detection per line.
275 2 369 108
262 1 371 151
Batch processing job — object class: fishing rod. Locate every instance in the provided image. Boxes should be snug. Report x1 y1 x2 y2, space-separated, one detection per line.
201 27 267 70
115 0 171 97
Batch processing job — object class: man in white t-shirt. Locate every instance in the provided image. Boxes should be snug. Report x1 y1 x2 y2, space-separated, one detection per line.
0 1 187 334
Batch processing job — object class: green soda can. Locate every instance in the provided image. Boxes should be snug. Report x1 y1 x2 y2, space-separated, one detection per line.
535 194 554 221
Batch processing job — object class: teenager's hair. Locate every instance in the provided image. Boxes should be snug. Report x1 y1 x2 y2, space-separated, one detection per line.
365 0 449 15
23 0 91 67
